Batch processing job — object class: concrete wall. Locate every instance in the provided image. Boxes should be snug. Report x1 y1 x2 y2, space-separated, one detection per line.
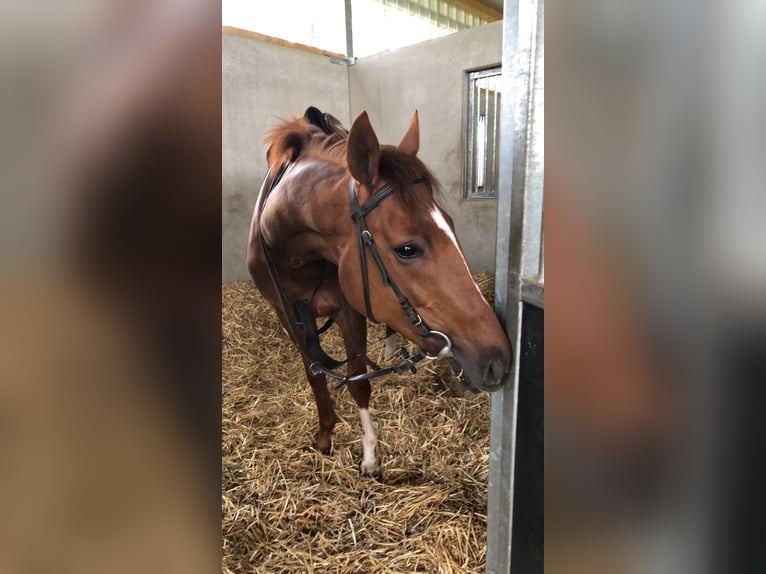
348 21 503 273
222 22 502 281
222 33 351 282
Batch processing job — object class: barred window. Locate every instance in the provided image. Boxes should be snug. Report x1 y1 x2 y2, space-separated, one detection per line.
466 67 501 199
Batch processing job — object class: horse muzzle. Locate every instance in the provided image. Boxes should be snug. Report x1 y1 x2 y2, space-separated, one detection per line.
416 330 511 393
452 345 511 393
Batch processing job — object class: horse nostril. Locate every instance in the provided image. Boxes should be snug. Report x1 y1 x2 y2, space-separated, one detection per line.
482 350 509 387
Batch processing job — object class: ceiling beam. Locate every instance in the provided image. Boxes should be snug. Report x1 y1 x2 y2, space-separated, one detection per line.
450 0 503 21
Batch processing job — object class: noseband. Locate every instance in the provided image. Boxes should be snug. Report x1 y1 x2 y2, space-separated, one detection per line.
258 163 465 388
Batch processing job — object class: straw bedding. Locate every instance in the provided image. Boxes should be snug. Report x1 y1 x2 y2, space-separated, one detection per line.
222 274 495 573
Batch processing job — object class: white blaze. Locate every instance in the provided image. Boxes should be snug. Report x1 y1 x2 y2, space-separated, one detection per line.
429 207 484 298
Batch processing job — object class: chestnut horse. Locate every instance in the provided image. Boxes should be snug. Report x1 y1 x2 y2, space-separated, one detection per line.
247 108 511 475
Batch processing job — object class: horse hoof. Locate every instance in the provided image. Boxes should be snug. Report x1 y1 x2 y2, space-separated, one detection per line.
360 463 381 480
362 470 382 481
312 441 332 455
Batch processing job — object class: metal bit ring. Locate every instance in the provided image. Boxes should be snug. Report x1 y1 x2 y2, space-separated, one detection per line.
419 330 453 361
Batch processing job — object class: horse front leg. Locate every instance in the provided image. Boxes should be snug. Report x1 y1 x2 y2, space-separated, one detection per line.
273 306 338 453
301 359 338 454
335 306 379 477
355 395 379 477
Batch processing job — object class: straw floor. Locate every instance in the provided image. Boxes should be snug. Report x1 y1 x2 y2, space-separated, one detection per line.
222 275 495 573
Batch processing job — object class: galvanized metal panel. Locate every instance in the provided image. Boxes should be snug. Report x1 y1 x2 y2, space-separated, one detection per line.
486 0 544 571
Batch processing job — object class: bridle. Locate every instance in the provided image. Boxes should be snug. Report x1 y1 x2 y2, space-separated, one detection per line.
346 177 458 360
258 162 466 389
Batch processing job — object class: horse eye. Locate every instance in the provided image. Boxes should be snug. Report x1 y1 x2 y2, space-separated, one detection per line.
393 243 422 260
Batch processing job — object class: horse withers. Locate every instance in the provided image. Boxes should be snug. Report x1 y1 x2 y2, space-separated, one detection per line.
247 108 511 476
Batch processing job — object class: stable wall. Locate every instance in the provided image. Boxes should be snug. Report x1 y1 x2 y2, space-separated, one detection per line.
222 22 502 281
222 33 351 282
348 22 503 273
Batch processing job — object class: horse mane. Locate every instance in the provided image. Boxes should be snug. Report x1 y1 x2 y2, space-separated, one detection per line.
264 116 443 207
264 116 340 169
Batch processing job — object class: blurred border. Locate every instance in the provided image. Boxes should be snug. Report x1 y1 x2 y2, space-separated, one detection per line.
547 0 766 572
0 2 222 572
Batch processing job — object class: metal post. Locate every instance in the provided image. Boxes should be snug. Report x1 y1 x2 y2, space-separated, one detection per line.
344 0 354 58
486 0 544 572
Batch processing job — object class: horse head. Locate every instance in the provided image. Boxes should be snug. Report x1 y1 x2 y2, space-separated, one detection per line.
339 111 512 392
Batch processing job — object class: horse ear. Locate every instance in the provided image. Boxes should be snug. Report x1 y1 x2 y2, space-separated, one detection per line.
398 110 419 156
347 111 380 186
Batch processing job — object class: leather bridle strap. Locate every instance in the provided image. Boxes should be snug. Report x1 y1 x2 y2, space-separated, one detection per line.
256 164 320 364
348 177 431 339
348 178 393 324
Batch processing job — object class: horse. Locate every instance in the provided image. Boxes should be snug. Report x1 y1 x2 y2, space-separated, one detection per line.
247 107 512 475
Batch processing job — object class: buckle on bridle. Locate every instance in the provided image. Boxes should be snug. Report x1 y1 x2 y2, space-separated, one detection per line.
419 330 453 361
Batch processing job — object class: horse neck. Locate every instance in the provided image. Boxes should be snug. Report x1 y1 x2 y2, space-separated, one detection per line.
261 157 351 262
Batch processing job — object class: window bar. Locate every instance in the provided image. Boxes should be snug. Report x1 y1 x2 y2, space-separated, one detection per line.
487 78 493 193
477 115 486 189
489 76 494 192
482 78 488 190
474 76 481 193
469 76 476 195
468 76 473 195
491 76 499 194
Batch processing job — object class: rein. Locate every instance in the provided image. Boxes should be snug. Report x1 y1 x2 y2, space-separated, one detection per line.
258 162 465 389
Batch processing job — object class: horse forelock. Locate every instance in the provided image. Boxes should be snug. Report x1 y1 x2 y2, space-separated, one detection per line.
377 145 442 210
